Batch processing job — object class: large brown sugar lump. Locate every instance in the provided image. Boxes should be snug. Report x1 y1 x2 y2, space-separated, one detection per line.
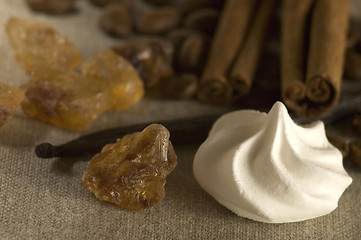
21 50 144 131
82 50 144 111
5 17 82 72
82 124 177 211
21 64 110 131
0 82 25 127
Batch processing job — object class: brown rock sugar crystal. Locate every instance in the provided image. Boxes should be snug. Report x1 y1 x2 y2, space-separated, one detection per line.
22 50 144 130
82 124 177 211
82 50 144 111
6 17 82 72
21 64 110 131
0 82 25 127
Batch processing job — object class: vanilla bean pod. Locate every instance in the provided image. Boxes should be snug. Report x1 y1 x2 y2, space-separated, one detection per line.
35 95 361 159
35 114 218 158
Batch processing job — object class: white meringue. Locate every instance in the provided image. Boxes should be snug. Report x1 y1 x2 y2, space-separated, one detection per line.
193 101 352 223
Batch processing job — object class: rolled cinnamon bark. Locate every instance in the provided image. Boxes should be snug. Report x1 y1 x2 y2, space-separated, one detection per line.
229 0 278 99
282 0 350 118
281 0 314 116
198 0 257 104
305 0 349 116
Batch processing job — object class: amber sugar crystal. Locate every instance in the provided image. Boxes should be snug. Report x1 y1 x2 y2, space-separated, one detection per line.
82 124 177 211
0 82 25 127
82 50 144 111
21 64 110 130
21 50 144 130
6 17 82 72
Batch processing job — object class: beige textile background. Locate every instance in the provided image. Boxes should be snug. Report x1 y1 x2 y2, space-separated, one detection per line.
1 1 361 239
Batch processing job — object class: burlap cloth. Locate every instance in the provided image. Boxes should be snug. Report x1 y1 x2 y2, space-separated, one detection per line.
1 1 361 239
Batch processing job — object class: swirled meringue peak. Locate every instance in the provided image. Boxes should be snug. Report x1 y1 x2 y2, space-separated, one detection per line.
193 101 352 223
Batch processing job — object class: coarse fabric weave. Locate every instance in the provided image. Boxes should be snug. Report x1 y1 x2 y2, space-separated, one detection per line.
1 1 361 239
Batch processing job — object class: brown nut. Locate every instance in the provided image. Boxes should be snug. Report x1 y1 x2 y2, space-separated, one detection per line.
112 37 174 88
99 2 132 37
183 8 219 36
26 0 76 14
176 33 209 74
134 7 181 34
161 73 198 99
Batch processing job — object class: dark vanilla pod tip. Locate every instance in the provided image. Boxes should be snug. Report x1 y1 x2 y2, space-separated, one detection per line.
36 143 56 158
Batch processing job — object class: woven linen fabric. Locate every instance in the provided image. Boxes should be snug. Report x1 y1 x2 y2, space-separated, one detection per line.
1 1 361 239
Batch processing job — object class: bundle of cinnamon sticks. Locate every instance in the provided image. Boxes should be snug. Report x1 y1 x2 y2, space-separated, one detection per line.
281 0 350 118
198 0 278 104
199 0 350 119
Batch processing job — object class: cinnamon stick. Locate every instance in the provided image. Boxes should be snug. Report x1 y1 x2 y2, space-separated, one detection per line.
281 0 350 118
229 0 277 99
281 0 315 115
198 0 257 104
